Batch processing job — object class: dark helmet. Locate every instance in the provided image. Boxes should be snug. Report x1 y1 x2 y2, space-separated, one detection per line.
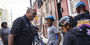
59 16 74 27
45 15 55 21
76 1 85 8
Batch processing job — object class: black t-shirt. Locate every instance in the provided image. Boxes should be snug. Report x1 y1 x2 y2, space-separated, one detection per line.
10 15 34 45
74 13 90 27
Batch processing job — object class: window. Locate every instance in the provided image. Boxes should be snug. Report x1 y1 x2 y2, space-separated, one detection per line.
37 0 43 8
46 1 49 13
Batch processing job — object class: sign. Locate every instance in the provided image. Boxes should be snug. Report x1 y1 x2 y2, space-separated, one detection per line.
35 17 39 20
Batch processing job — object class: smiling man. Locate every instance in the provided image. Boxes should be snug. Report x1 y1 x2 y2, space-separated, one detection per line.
8 8 37 45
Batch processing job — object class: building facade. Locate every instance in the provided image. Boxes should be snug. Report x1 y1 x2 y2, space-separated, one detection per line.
88 0 90 12
33 0 61 37
33 0 90 37
67 0 89 17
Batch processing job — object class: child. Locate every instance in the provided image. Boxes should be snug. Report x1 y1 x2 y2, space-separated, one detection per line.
45 15 60 45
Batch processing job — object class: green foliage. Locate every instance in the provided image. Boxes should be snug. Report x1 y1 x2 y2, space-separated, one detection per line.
0 8 3 15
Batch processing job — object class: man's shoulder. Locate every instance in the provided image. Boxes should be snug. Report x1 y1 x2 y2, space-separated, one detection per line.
64 30 77 39
14 17 24 23
86 13 90 17
50 26 57 30
74 14 90 21
65 27 79 36
74 14 81 19
15 17 23 21
74 15 80 21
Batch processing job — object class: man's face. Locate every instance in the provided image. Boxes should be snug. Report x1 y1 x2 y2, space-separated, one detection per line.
76 7 81 14
76 5 86 14
46 19 53 26
3 23 7 28
27 10 37 21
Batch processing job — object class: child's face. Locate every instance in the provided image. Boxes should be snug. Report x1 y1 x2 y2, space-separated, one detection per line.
46 19 53 26
61 25 70 32
62 26 67 32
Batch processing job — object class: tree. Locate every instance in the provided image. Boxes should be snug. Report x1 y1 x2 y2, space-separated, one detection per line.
0 9 3 15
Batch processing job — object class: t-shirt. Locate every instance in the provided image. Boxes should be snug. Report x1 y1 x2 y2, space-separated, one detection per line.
74 13 90 27
47 25 58 45
0 27 10 41
10 15 34 45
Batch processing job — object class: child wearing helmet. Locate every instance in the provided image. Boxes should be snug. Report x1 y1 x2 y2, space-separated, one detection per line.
59 16 74 33
45 15 61 45
74 1 90 27
59 16 90 45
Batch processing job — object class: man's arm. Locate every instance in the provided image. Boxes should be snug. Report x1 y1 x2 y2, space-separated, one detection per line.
8 18 23 45
52 27 61 45
8 34 15 45
0 30 4 43
0 35 4 44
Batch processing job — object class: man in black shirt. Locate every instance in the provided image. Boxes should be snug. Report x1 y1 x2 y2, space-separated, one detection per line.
8 8 37 45
74 2 90 27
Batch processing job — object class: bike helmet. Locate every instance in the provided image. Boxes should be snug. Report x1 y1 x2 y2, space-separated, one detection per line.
76 1 85 8
59 16 74 27
45 15 55 21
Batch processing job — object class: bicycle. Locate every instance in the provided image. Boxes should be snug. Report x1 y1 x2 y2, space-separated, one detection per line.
33 32 46 45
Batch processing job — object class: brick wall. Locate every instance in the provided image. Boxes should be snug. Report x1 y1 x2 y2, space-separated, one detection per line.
88 0 90 12
61 0 69 17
